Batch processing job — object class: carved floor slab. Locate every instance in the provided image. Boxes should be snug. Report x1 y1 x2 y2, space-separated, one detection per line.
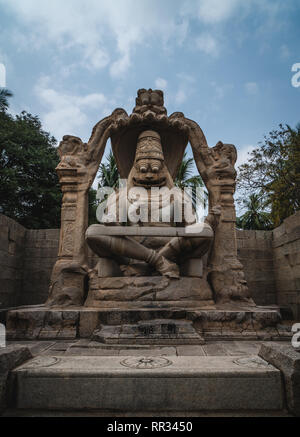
12 354 283 412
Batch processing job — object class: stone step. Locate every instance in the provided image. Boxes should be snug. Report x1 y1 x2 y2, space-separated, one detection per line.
12 354 283 412
92 319 205 345
6 306 284 341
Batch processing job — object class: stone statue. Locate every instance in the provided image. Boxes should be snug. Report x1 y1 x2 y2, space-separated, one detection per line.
86 130 219 282
46 88 253 308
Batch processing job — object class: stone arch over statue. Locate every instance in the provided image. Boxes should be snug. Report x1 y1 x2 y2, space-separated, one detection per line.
46 89 252 308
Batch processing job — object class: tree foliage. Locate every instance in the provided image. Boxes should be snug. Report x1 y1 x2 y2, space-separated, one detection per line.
174 152 208 211
237 123 300 228
0 88 13 112
98 149 119 189
236 194 273 230
0 110 62 228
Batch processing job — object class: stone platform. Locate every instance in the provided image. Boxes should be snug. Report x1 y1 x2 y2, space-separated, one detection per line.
11 354 283 412
4 304 290 343
2 339 295 416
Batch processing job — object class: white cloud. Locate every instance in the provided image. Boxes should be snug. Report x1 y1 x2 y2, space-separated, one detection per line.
175 89 187 105
196 0 240 23
235 143 257 214
177 73 196 84
173 73 196 106
236 144 256 169
245 82 259 95
279 44 290 60
211 82 234 100
35 76 110 141
1 0 188 78
155 78 168 89
0 0 286 79
196 34 219 57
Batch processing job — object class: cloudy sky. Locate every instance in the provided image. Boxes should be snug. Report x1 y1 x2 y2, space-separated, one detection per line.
0 0 299 172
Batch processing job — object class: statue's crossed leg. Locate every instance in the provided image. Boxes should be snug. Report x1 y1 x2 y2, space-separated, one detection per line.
86 234 180 278
86 233 213 279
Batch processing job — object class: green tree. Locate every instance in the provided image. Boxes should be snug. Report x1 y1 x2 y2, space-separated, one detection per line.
174 152 208 212
237 123 300 228
98 149 119 189
236 194 273 230
88 149 119 225
0 109 62 228
0 88 13 112
88 188 99 225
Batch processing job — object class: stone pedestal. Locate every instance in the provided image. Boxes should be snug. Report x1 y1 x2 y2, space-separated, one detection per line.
86 276 214 309
5 305 285 343
92 319 205 345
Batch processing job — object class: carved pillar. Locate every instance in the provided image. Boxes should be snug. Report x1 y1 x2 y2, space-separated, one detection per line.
47 167 89 307
46 119 113 307
187 121 252 303
204 145 252 303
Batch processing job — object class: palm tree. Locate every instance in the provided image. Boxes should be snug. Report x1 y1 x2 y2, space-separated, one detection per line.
236 194 273 230
174 152 208 212
98 149 119 189
0 88 13 112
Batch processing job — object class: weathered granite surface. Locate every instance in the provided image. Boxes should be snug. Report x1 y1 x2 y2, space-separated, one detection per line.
0 345 32 411
86 276 214 308
92 319 205 345
5 306 287 342
0 215 26 308
259 342 300 416
12 354 283 412
272 211 300 320
1 211 299 316
0 214 59 309
46 89 251 308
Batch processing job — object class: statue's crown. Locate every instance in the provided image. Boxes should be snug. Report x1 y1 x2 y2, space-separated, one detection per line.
135 130 164 161
135 89 164 107
133 89 166 115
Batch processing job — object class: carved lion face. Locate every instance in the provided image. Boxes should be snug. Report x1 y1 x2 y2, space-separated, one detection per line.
58 135 83 157
132 158 167 188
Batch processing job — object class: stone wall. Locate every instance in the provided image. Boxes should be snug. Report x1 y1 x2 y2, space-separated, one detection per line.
0 214 59 309
237 230 277 306
0 212 300 318
272 211 300 320
20 229 60 306
0 215 26 308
